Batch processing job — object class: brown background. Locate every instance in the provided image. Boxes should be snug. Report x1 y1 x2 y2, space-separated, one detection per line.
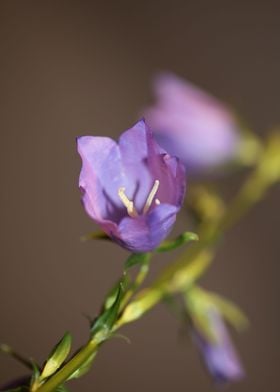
0 1 279 391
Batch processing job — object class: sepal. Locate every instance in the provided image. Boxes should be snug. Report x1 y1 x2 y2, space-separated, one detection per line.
156 232 198 252
124 253 151 270
91 274 127 342
81 231 109 242
40 333 72 380
184 286 248 342
67 352 97 380
184 287 218 343
205 292 248 331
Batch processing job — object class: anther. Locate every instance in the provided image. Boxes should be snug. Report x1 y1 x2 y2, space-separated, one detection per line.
118 187 138 218
143 180 160 214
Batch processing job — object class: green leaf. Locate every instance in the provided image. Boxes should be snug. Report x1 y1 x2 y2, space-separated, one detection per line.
207 292 249 331
0 344 34 370
169 249 213 291
124 253 151 270
30 363 41 391
119 288 162 324
235 128 262 167
103 273 130 311
258 132 280 185
91 275 127 342
156 232 198 252
80 231 109 242
184 286 248 343
110 333 131 344
40 333 72 380
54 386 70 392
184 287 218 343
67 352 97 380
187 185 225 222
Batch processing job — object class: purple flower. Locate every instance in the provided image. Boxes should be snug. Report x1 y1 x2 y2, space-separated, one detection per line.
144 73 240 173
194 308 244 384
77 120 186 253
0 375 30 390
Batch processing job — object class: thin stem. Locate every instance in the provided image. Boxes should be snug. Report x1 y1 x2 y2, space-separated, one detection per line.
0 344 34 370
36 340 98 392
121 261 150 310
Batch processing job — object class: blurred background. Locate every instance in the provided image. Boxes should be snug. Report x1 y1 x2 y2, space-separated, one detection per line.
0 1 279 391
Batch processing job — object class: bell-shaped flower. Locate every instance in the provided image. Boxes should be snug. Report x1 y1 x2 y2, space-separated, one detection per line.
77 120 186 252
193 307 244 384
0 376 31 391
144 73 240 173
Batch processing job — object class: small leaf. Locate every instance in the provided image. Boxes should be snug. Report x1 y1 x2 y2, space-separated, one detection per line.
236 128 262 167
207 292 249 331
91 275 127 342
119 288 162 324
40 333 72 380
184 287 218 343
30 363 41 391
258 132 280 184
124 253 150 270
110 333 131 344
80 231 109 242
0 344 34 370
54 386 70 392
157 232 198 252
184 286 248 343
187 185 225 222
103 273 130 311
67 352 97 380
170 250 213 291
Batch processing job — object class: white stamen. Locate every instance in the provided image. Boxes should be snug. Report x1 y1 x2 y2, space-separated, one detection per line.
118 187 138 218
143 180 160 214
155 198 161 205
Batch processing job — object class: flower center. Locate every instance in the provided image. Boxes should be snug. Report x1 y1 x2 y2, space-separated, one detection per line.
118 180 160 218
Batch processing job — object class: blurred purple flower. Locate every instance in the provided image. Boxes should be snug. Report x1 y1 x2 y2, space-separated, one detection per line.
77 120 186 253
194 308 244 384
0 375 30 390
145 73 240 173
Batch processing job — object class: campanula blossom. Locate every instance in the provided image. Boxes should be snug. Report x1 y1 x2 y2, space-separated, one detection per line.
194 308 244 384
144 73 240 173
77 120 186 252
0 376 30 391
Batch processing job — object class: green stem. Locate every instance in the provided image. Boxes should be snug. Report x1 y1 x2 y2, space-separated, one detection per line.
120 258 151 311
0 344 34 370
36 340 98 392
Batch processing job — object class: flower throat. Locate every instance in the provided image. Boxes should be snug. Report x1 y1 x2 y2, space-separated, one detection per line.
118 180 160 218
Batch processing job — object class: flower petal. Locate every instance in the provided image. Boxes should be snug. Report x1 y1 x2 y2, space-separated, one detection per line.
117 204 178 252
119 120 186 209
145 73 240 172
77 136 128 225
118 119 162 211
194 309 244 384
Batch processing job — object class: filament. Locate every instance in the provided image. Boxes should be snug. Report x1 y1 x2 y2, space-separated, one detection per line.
118 187 138 218
143 180 160 214
118 180 160 218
